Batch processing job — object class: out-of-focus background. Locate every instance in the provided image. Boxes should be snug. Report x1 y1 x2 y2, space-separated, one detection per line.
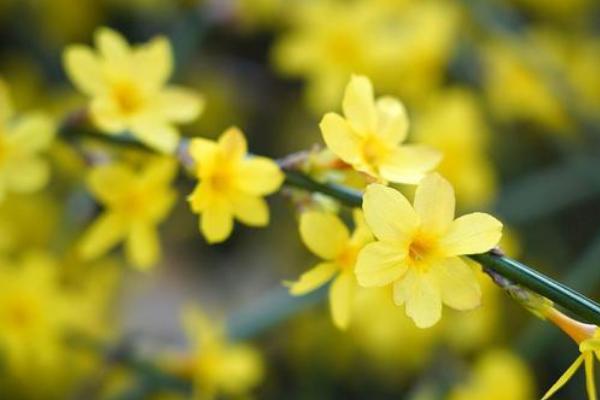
1 0 600 398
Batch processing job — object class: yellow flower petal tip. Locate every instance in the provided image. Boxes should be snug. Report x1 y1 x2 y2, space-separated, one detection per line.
287 209 372 329
356 173 502 328
319 75 440 184
63 26 203 154
188 127 284 244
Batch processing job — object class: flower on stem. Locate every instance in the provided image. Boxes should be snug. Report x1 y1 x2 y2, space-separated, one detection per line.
63 27 203 153
78 157 177 269
0 80 54 203
287 209 373 330
542 308 599 400
180 306 263 400
187 127 284 243
319 75 440 184
356 173 503 328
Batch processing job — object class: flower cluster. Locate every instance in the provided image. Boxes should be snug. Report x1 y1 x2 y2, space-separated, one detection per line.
289 75 502 329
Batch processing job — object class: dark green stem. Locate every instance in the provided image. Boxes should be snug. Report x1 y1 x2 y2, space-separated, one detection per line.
283 169 600 325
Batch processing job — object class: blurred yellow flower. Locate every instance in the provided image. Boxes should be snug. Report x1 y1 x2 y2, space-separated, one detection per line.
320 75 440 184
0 80 54 203
0 252 109 383
183 306 263 400
78 157 177 269
413 88 496 209
356 173 502 328
63 27 203 153
288 209 373 330
543 326 600 400
271 0 383 112
449 349 534 400
482 40 569 132
187 127 284 243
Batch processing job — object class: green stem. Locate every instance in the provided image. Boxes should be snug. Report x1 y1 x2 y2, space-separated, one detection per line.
282 169 600 325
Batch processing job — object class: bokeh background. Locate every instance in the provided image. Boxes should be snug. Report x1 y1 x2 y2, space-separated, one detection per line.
1 0 600 398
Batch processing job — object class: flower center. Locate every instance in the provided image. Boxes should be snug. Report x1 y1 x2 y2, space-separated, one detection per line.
408 234 437 267
361 135 390 167
112 80 144 115
4 294 40 332
208 170 233 194
336 245 359 271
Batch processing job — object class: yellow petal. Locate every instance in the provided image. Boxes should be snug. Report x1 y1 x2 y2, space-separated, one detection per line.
586 354 598 400
188 182 214 213
140 157 178 186
375 96 408 144
132 121 180 154
134 36 173 88
126 222 160 269
414 173 455 235
232 193 269 227
95 27 130 61
215 344 263 394
299 211 349 260
440 212 503 256
542 355 584 400
236 157 284 196
320 112 362 165
329 272 354 330
188 137 218 164
356 241 408 287
90 96 128 133
433 257 481 311
78 212 126 260
342 75 376 133
87 164 134 205
404 271 442 328
288 262 337 295
349 208 373 246
219 127 247 161
158 86 204 123
379 145 442 184
201 203 233 244
362 183 418 242
63 45 106 96
3 157 49 194
146 189 177 223
9 113 54 154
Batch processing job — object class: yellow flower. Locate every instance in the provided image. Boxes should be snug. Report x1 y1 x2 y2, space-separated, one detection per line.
0 79 54 202
288 209 373 330
187 127 284 243
78 157 177 269
320 75 440 184
63 27 203 153
183 306 263 400
355 173 503 328
0 251 117 396
542 320 600 400
271 1 383 112
482 40 569 132
449 349 534 400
